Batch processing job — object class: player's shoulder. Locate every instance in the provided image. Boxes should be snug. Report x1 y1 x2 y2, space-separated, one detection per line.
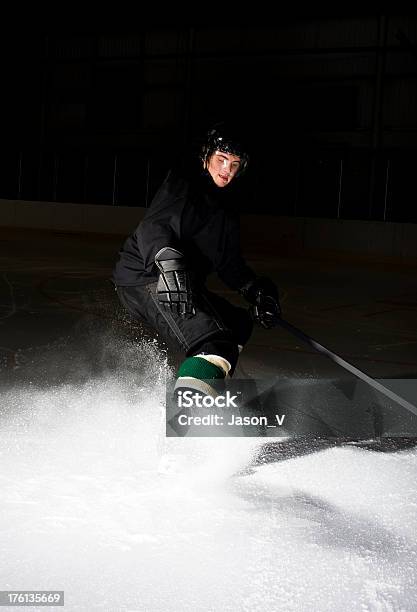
163 157 206 197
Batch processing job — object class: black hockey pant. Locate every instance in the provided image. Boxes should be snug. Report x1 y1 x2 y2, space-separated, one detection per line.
115 281 253 375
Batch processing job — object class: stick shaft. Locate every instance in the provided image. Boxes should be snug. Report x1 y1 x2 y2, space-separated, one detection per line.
277 318 417 417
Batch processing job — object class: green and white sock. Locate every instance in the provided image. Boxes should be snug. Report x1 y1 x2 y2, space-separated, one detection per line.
174 354 231 398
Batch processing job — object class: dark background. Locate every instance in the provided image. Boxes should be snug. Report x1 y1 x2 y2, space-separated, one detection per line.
1 18 417 222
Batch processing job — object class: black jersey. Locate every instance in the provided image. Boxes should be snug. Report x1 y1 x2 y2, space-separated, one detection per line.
112 163 256 291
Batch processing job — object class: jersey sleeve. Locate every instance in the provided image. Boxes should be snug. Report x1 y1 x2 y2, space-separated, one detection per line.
135 173 187 273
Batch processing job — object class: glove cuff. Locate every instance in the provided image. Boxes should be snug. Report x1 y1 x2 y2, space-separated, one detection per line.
239 276 278 305
239 278 257 304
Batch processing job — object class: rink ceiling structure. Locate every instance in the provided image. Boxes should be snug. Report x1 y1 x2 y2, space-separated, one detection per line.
2 18 417 222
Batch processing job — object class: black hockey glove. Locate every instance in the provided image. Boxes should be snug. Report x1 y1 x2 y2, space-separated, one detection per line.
154 247 196 317
239 277 281 329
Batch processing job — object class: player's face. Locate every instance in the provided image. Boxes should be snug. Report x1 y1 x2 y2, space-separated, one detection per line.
206 151 241 187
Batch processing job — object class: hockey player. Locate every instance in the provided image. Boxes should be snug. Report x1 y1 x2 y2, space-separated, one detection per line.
113 122 281 398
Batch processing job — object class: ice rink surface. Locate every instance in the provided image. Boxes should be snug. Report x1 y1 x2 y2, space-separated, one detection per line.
1 228 417 611
2 337 417 612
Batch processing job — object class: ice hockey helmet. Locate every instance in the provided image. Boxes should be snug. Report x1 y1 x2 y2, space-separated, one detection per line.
201 121 250 176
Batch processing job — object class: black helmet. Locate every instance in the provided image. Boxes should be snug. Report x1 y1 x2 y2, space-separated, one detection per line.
201 121 250 176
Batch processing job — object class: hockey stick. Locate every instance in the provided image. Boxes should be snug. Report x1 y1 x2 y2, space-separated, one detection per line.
276 318 417 418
